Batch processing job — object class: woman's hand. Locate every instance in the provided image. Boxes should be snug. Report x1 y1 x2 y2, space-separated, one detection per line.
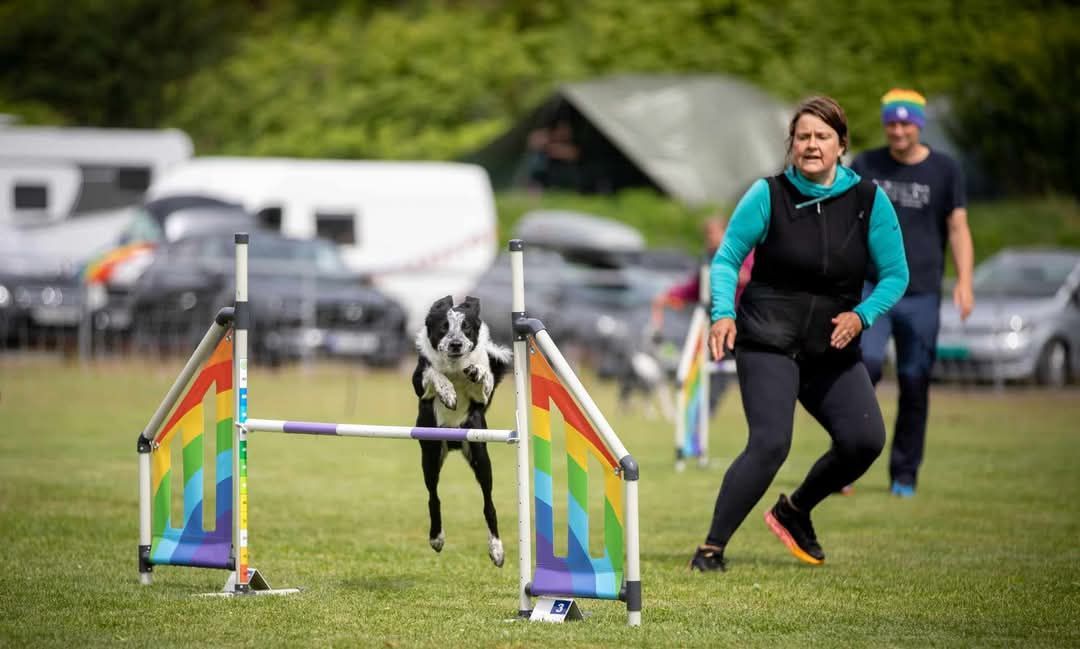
830 312 863 349
709 318 737 361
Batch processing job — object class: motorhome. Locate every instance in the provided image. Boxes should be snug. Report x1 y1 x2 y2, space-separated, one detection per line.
0 126 193 225
146 157 498 331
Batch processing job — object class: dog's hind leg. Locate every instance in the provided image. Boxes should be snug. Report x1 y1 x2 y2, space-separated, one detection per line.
420 439 448 552
463 429 503 566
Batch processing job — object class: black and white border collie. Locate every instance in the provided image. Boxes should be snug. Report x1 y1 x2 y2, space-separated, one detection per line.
412 295 512 566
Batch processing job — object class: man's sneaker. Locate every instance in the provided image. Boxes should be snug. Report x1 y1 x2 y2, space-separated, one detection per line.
688 545 727 572
764 494 825 565
890 480 915 498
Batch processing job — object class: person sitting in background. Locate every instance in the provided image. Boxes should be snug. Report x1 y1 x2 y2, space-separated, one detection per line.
525 120 581 193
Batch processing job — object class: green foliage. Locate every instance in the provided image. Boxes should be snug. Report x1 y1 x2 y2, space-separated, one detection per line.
2 0 1076 197
968 198 1080 261
0 0 249 127
0 94 68 125
946 5 1080 197
169 6 581 159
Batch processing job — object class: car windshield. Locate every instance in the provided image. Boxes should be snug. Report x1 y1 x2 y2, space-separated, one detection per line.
973 254 1078 297
249 237 351 275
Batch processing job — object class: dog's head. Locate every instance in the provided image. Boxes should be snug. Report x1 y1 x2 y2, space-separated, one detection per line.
424 295 483 359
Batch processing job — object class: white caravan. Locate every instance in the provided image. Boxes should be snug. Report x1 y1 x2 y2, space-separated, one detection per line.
146 157 499 331
0 126 193 225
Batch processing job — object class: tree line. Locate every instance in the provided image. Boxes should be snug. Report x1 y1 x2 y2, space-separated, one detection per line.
1 0 1076 197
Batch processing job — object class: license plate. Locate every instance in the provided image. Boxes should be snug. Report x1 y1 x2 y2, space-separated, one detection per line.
31 305 81 326
936 345 970 360
327 331 378 354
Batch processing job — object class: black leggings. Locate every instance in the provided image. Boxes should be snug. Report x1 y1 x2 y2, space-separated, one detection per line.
705 348 885 548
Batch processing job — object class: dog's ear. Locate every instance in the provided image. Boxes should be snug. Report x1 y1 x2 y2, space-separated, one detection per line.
459 296 481 318
426 295 454 328
430 295 454 313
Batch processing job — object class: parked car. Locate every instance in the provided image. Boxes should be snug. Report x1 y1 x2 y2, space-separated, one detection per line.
0 196 254 346
0 210 150 346
469 210 697 375
935 248 1080 386
513 209 646 265
0 223 78 345
128 230 410 366
89 196 257 334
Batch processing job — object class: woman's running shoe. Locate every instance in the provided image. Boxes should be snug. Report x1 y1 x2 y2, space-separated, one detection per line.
764 494 825 565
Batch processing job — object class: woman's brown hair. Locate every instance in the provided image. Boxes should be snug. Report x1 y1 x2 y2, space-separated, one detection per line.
786 96 849 157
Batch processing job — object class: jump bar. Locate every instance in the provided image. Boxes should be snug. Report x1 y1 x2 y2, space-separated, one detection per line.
245 419 518 444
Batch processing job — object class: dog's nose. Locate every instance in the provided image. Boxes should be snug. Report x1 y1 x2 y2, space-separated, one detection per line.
448 341 463 353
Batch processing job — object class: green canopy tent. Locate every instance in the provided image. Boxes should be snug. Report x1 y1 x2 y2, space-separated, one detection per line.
465 74 791 206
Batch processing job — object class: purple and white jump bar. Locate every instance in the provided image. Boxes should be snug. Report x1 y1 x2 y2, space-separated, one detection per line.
244 418 518 444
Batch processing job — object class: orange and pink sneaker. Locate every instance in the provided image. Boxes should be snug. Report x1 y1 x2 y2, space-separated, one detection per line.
764 494 825 565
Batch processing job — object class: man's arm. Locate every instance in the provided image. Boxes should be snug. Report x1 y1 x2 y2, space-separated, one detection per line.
948 207 975 320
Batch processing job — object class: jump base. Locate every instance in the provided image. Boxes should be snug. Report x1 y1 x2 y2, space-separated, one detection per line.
530 597 585 623
200 568 302 597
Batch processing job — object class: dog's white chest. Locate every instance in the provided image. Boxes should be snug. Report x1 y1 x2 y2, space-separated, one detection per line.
432 352 492 428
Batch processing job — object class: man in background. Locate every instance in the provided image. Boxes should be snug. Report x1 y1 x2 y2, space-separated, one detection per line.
852 89 975 497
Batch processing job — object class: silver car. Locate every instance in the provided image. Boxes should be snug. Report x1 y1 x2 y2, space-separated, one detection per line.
935 248 1080 386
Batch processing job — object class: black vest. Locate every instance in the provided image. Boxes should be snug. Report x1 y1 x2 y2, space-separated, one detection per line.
736 174 877 361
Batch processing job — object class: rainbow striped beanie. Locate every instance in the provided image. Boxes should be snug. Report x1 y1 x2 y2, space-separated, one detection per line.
881 89 926 127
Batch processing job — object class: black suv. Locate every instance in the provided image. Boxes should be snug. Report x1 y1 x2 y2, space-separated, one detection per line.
128 230 409 367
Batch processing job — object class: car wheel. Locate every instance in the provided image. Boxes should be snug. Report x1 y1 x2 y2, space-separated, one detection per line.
1034 339 1069 388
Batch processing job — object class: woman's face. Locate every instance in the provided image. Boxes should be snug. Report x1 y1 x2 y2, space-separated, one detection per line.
791 113 843 182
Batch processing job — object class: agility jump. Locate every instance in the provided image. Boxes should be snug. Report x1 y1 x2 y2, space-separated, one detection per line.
136 235 642 626
674 265 712 471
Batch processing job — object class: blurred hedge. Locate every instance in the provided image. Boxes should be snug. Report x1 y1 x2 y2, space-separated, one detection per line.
1 0 1076 199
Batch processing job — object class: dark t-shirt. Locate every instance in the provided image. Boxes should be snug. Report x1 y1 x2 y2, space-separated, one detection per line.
851 147 966 295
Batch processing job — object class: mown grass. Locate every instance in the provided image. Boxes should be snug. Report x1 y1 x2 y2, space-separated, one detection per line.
1 356 1078 648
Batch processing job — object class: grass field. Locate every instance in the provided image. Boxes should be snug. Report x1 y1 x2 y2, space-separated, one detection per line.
1 355 1078 648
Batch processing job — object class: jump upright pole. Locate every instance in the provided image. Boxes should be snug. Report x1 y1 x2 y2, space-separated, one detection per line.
673 263 712 471
232 233 251 592
697 264 710 463
509 239 534 618
509 239 642 627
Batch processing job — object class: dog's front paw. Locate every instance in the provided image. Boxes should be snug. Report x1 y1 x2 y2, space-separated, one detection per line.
424 368 457 410
464 364 489 383
465 364 496 402
488 534 505 568
435 382 457 410
430 531 445 553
